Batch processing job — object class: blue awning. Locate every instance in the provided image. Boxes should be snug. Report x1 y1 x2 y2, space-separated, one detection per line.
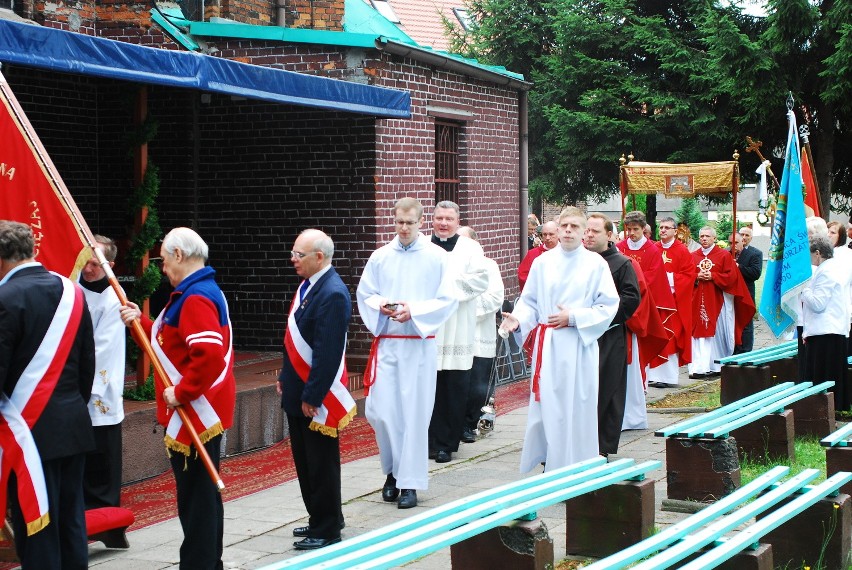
0 20 410 118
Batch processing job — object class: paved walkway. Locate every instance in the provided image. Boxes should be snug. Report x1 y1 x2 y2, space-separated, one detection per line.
88 322 778 569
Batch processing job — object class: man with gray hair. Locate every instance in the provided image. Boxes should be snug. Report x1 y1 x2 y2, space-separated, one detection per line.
120 227 235 569
429 201 489 463
278 229 355 549
688 227 754 378
0 220 95 569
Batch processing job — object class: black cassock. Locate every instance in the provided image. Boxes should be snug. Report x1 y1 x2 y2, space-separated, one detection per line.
597 245 641 455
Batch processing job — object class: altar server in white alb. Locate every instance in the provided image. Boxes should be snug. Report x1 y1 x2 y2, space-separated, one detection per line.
79 235 126 509
501 206 619 471
356 197 457 509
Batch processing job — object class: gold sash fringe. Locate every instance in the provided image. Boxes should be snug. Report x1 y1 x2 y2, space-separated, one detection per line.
309 407 357 438
26 512 50 536
164 422 225 457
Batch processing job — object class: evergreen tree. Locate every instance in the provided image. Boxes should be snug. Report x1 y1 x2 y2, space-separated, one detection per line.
673 198 706 240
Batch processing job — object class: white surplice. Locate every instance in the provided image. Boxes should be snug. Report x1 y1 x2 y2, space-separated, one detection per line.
622 334 648 430
356 234 457 490
513 246 619 473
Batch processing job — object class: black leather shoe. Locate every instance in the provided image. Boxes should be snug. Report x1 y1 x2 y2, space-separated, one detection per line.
461 428 477 443
293 536 341 550
382 474 399 502
428 449 437 460
294 522 344 537
435 450 452 463
398 489 417 509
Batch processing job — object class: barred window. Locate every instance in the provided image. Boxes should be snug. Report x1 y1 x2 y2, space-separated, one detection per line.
435 121 460 205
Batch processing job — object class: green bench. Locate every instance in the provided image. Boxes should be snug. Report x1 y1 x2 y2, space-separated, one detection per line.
716 341 799 406
657 381 834 501
258 456 661 570
585 465 852 570
822 422 852 498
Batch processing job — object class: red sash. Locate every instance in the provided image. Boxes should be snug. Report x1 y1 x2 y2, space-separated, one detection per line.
0 276 83 536
362 334 435 396
524 324 556 402
283 285 356 437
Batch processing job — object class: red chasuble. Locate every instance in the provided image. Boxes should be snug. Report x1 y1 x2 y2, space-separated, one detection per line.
617 238 683 364
659 239 697 365
691 246 756 344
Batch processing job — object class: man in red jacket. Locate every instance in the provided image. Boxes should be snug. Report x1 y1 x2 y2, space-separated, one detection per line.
121 227 235 570
518 221 558 291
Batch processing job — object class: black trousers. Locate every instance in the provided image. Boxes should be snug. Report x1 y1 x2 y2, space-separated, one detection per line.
429 368 471 453
734 319 755 354
84 422 123 508
464 356 495 430
801 334 849 412
598 326 628 455
170 435 224 570
10 454 88 570
287 414 343 540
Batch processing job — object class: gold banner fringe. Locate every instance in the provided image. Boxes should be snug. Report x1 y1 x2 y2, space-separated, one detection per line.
26 512 50 536
309 407 357 438
164 422 225 457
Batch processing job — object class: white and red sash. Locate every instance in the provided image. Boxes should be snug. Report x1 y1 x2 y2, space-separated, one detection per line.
0 276 83 536
283 285 356 438
153 292 233 456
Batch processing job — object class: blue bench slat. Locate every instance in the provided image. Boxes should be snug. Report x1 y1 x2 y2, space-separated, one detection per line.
345 461 662 570
627 469 821 570
675 382 812 438
304 459 653 570
704 381 834 437
677 471 852 570
263 457 645 570
581 465 791 569
821 422 852 447
655 382 796 437
746 348 799 366
716 341 797 365
262 456 609 569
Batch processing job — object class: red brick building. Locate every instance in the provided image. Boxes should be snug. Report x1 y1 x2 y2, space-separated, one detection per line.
0 0 529 363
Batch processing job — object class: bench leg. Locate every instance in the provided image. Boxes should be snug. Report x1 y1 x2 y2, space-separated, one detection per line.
758 492 852 570
89 527 131 549
767 356 798 383
564 478 655 558
790 392 835 438
674 542 774 569
826 447 852 498
666 437 741 502
731 410 794 462
450 518 553 570
720 365 773 406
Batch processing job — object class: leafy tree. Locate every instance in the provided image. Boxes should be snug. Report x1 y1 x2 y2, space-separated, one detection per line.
458 0 852 214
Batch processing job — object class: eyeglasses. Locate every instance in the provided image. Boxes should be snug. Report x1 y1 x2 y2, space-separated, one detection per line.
290 251 319 259
394 220 419 227
659 225 675 231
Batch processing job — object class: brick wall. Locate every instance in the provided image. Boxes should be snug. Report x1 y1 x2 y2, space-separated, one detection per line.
7 32 522 359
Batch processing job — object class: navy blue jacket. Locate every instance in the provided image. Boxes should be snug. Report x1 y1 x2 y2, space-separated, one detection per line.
279 266 352 415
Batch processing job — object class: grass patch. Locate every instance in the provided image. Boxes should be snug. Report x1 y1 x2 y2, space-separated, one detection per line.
648 380 720 409
740 434 827 486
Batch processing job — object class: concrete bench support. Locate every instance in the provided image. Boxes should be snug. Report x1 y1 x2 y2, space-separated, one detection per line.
790 391 835 438
666 437 740 501
767 356 798 383
681 543 774 569
450 517 553 570
563 478 654 558
758 492 852 570
720 364 774 406
825 447 852 497
731 409 794 461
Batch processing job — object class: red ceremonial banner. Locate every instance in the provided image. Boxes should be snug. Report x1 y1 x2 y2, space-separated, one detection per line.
800 147 821 218
0 74 89 278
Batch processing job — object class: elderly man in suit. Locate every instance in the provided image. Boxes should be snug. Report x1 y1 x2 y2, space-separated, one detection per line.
733 229 763 353
0 220 95 569
278 229 356 550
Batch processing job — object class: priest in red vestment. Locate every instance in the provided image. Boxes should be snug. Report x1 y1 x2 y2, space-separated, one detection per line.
617 211 684 387
688 227 756 378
